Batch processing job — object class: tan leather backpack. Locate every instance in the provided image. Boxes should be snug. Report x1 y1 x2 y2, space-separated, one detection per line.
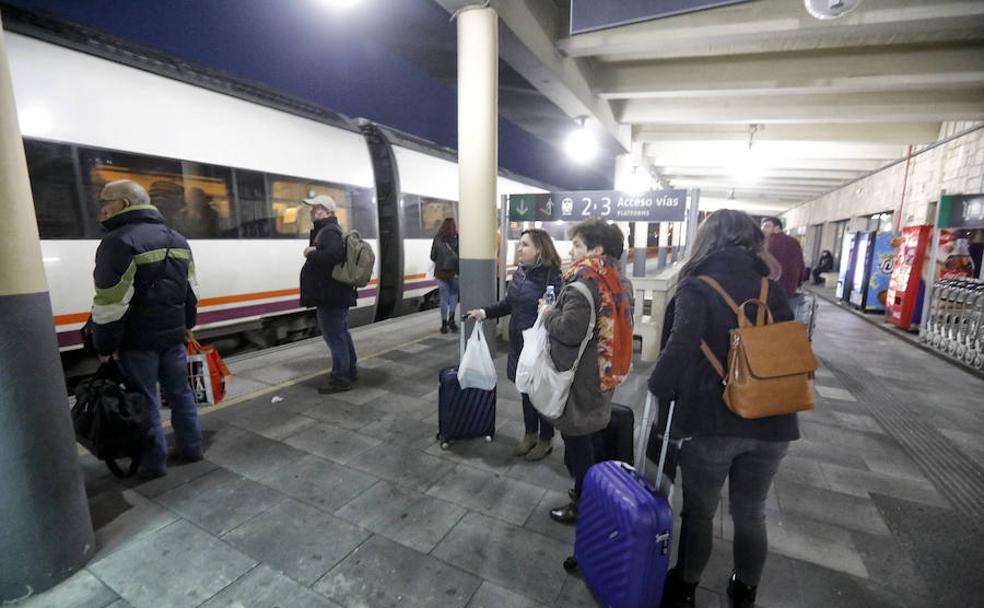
698 276 817 419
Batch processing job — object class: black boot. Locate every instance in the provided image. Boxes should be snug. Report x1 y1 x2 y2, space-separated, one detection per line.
440 320 449 334
447 316 458 332
726 572 757 608
549 499 578 525
661 569 697 608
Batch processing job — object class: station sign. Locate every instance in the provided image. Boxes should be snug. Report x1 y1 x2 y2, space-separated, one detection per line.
571 0 753 34
508 189 687 223
939 194 984 229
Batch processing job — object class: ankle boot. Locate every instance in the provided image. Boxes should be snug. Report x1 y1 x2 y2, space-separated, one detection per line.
524 440 553 461
440 320 449 334
661 569 697 608
448 316 458 332
726 572 757 608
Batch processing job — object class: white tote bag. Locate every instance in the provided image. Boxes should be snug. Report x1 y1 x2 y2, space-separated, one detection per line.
528 282 595 421
514 311 547 394
457 321 497 391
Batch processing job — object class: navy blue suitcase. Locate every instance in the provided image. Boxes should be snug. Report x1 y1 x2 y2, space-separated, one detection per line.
565 394 675 608
437 367 496 448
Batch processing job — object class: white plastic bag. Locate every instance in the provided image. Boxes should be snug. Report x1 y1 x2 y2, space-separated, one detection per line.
457 322 497 391
528 282 595 421
515 312 547 394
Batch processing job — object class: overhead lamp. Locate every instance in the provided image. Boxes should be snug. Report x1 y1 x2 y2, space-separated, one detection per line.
316 0 362 8
624 165 652 195
565 116 599 164
731 124 763 184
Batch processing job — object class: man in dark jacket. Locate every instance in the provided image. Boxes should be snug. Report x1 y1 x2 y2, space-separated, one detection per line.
299 195 358 393
91 179 202 478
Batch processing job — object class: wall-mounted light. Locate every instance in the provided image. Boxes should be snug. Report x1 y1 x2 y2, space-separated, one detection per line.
565 116 598 164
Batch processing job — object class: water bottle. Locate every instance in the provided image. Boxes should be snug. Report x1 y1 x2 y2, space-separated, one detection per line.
545 285 556 306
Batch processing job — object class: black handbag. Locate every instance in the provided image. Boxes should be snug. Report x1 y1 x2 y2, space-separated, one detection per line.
72 361 154 478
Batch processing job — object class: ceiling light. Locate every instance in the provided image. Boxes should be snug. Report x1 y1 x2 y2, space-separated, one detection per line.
624 166 652 195
565 116 598 164
316 0 362 8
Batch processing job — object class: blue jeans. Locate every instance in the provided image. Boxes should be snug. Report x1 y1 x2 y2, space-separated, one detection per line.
317 306 357 385
676 436 789 587
437 278 459 321
521 393 554 440
118 344 202 473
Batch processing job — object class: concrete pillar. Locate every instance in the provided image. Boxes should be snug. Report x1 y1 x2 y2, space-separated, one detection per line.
456 5 498 349
658 222 670 269
0 17 95 601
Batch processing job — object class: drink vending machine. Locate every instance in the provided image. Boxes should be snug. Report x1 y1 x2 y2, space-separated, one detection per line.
885 225 932 330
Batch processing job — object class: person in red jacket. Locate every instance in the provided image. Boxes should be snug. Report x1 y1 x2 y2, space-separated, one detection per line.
761 216 805 312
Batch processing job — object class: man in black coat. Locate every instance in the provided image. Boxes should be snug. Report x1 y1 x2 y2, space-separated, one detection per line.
299 195 358 393
91 179 202 478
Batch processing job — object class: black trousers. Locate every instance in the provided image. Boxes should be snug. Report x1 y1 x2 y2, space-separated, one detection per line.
563 432 598 498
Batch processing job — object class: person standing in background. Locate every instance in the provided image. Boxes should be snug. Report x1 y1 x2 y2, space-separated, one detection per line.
761 216 805 311
431 218 460 334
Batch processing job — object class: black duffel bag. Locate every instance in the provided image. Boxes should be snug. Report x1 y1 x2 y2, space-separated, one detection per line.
72 361 153 478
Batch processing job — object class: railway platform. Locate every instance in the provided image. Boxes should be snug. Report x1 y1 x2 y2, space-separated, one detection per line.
18 302 984 608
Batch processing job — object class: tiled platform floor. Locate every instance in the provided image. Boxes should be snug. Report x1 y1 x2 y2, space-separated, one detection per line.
19 301 984 607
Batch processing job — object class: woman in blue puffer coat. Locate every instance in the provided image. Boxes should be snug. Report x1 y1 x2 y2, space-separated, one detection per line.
467 229 564 461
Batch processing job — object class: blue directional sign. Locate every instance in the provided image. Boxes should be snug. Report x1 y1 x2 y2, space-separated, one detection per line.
571 0 754 34
509 190 687 222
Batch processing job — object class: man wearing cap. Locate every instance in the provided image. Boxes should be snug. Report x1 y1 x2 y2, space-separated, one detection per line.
300 195 358 393
91 179 203 478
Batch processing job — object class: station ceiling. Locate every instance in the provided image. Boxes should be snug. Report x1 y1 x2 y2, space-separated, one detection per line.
438 0 984 215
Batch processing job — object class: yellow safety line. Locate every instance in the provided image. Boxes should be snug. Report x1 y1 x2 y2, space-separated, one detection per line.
76 332 441 457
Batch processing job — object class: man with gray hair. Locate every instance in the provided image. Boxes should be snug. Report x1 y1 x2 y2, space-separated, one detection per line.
299 194 358 393
91 179 203 478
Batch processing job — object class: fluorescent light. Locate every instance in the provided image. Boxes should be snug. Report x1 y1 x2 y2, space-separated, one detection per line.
17 106 53 136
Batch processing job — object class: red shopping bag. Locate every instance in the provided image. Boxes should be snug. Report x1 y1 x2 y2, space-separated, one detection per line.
187 339 231 406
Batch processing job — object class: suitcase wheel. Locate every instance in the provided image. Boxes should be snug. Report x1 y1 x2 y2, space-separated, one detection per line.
563 556 578 572
441 441 451 450
485 435 493 442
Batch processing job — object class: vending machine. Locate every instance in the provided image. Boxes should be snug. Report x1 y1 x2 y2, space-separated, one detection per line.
836 232 860 301
849 231 875 308
858 231 900 312
886 225 932 329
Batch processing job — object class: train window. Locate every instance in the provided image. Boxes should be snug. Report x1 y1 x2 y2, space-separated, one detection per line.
78 148 236 239
23 140 84 238
235 170 273 238
265 177 376 239
403 194 457 239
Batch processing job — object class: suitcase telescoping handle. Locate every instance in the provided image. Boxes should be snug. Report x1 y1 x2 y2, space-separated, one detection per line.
633 392 676 491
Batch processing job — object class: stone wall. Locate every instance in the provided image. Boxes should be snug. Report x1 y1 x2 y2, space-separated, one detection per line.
782 122 984 262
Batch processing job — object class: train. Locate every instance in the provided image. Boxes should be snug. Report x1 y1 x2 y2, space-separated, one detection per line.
3 8 571 376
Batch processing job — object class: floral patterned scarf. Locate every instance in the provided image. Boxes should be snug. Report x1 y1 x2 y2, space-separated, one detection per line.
563 255 633 391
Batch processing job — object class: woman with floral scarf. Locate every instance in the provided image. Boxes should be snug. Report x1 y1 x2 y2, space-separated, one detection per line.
540 219 634 524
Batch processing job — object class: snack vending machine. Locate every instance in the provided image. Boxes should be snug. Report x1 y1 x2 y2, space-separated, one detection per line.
886 225 932 330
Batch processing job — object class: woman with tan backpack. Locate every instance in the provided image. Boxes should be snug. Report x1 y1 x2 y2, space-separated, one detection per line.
649 209 806 608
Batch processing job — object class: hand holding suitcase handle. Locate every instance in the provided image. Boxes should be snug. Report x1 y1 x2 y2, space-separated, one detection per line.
633 392 676 496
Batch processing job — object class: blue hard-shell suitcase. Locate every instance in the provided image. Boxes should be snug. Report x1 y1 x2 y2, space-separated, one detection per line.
573 461 673 608
437 367 496 448
565 394 675 608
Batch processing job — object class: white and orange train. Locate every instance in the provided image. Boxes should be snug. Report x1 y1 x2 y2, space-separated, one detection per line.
4 9 569 374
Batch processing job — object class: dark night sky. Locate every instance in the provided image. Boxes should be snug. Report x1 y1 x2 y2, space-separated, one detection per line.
4 0 614 189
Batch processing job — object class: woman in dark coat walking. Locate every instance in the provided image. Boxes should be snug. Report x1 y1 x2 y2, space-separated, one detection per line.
649 209 797 608
466 229 563 460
